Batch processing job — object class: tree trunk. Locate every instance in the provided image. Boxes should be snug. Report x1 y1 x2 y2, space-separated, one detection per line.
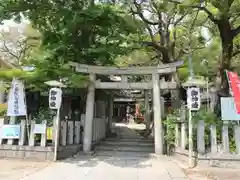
217 17 233 95
213 19 234 116
218 19 233 91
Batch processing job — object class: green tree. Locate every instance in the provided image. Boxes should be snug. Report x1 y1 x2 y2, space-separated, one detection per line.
0 0 143 89
0 24 41 65
174 0 240 85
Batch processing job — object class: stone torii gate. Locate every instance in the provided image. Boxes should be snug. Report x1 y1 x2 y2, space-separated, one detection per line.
69 61 183 155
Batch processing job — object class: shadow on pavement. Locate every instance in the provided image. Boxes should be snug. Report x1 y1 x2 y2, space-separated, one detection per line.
62 155 152 169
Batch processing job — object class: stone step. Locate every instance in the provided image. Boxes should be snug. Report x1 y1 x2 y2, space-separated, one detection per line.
95 150 153 159
106 138 154 143
100 140 153 147
95 144 154 153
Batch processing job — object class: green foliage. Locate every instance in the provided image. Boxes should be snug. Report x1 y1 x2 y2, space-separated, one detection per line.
0 107 7 117
165 108 237 153
164 111 178 147
1 0 142 64
33 107 53 126
0 0 143 90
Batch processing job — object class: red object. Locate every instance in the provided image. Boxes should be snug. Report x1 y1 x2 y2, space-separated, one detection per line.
135 103 140 116
227 71 240 113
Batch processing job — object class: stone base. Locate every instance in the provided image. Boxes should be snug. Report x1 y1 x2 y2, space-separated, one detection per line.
174 149 240 169
58 145 83 160
0 144 82 161
72 151 95 158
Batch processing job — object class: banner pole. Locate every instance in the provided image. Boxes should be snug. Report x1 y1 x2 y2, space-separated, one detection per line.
23 81 30 143
53 106 60 161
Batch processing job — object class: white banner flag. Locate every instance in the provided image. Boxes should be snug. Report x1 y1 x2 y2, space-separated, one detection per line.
7 79 27 116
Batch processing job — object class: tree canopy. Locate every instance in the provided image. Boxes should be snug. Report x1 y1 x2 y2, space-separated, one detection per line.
0 0 240 89
0 0 144 90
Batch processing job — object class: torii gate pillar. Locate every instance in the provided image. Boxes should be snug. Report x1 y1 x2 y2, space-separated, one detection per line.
152 73 163 155
83 73 96 153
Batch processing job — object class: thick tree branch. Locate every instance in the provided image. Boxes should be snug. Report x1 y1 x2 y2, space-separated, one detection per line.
1 41 20 60
142 41 169 58
233 44 240 57
169 0 216 23
192 6 217 23
233 50 240 57
131 1 158 25
232 25 240 38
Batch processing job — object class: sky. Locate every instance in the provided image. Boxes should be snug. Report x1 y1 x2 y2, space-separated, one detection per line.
0 19 29 31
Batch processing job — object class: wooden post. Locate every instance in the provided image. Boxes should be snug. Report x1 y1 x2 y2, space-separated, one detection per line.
83 74 96 153
152 73 163 155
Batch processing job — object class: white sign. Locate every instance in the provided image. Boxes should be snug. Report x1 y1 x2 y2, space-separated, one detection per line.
187 87 201 111
33 124 47 134
49 88 62 109
0 125 21 139
7 79 27 116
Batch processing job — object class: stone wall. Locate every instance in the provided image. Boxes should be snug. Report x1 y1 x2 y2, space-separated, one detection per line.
0 144 82 161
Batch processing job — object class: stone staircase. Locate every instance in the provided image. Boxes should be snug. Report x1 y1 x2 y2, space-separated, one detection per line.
95 123 154 158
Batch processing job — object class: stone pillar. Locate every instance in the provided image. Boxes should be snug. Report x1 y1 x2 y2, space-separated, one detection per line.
121 75 128 83
170 73 180 108
117 106 120 116
83 74 96 153
152 73 163 155
107 92 113 134
144 90 150 128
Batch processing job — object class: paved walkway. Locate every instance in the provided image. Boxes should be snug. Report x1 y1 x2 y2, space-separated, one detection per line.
0 159 50 180
18 156 189 180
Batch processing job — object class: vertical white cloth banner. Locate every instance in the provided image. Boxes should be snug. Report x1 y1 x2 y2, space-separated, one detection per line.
7 79 27 116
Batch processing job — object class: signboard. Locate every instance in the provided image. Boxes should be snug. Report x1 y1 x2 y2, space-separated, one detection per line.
221 97 240 121
33 124 47 134
49 88 62 109
7 79 27 116
47 127 53 140
0 125 21 139
0 104 7 108
226 71 240 114
187 87 201 111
